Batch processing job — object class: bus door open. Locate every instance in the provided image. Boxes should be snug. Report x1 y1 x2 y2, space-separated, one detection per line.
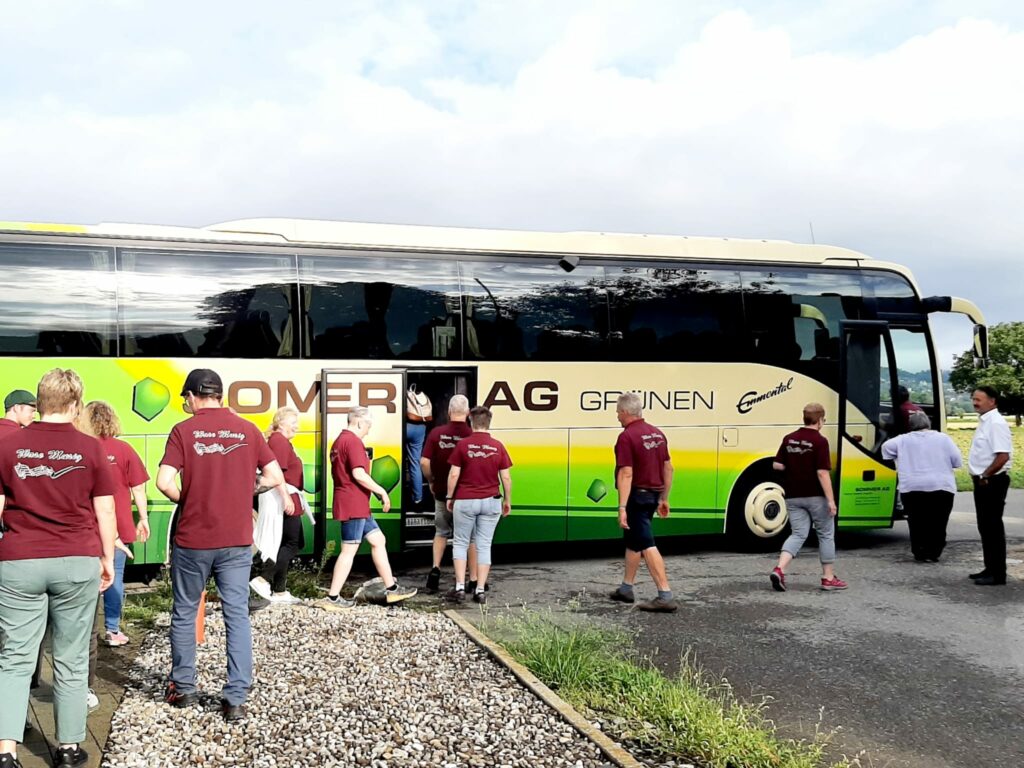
319 368 406 555
837 321 901 528
395 366 477 548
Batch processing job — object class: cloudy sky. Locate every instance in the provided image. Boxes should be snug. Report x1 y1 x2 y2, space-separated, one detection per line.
2 1 1021 366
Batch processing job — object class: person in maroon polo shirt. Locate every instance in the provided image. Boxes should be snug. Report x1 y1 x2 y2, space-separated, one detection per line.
249 406 306 604
318 407 417 610
445 406 513 605
608 392 677 613
769 402 846 592
420 394 479 594
79 401 150 647
0 368 116 768
155 369 285 723
0 389 36 438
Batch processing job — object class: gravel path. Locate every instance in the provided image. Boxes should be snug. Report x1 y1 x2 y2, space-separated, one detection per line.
102 604 615 768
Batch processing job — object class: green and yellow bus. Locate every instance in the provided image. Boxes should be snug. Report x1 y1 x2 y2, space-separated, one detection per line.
0 218 988 562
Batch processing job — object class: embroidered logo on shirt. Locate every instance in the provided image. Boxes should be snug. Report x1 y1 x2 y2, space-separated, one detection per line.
193 442 247 456
13 463 87 480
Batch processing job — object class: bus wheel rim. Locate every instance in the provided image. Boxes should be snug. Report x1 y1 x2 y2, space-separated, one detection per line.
744 483 788 538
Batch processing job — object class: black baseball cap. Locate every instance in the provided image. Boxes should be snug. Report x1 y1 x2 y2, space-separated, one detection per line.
4 389 36 410
180 369 224 397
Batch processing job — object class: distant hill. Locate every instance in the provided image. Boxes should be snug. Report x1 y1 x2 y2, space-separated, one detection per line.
885 368 972 415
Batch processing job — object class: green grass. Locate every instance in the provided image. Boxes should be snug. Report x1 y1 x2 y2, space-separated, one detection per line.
122 555 330 630
945 422 1023 491
491 610 852 768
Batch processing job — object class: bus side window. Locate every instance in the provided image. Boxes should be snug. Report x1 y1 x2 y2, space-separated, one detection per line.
119 249 298 358
0 243 116 357
299 253 460 360
606 265 745 362
460 260 609 362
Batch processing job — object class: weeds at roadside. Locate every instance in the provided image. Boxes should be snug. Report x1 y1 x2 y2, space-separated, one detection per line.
490 609 850 768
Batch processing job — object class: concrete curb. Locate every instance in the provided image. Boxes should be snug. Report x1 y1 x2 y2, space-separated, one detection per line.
444 609 644 768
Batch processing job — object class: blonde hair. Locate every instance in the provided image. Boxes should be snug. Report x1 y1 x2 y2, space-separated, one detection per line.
37 368 84 417
802 402 826 425
265 406 299 439
80 401 121 438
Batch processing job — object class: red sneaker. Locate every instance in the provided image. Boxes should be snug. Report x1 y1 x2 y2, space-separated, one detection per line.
820 576 848 591
770 567 786 592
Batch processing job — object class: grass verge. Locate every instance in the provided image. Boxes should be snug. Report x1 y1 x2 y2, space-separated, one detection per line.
490 610 851 768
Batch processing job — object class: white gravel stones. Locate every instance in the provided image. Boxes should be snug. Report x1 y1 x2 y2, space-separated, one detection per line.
102 604 616 768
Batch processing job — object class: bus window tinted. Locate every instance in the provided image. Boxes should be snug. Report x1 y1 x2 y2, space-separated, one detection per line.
606 265 745 361
300 254 460 359
119 250 298 358
0 244 115 356
461 261 609 361
741 269 865 376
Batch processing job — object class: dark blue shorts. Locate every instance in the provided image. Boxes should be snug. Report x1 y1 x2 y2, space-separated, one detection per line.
341 515 380 544
624 489 659 552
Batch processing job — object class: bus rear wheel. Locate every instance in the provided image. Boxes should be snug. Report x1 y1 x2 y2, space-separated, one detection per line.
728 469 788 550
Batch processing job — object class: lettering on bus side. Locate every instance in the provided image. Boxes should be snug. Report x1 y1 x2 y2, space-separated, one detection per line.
227 381 398 415
482 381 559 411
580 389 715 412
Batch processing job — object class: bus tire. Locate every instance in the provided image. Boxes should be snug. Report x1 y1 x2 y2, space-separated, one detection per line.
727 463 789 550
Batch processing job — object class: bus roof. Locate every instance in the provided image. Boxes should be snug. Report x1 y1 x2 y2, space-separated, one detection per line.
0 216 880 267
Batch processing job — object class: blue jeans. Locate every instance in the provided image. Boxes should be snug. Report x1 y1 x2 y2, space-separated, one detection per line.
170 545 252 706
405 422 427 503
103 547 128 633
452 497 502 565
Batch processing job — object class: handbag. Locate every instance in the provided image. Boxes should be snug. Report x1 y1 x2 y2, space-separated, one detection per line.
406 385 432 422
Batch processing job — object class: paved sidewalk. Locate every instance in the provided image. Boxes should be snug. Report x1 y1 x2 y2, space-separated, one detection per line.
21 605 135 768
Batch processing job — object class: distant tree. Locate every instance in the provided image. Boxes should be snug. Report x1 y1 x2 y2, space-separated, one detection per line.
950 321 1024 426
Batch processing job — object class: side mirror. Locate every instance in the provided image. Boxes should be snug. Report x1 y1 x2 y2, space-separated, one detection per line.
973 324 989 368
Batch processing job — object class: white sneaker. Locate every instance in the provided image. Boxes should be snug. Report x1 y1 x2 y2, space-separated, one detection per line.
87 689 99 711
249 577 272 600
269 591 300 604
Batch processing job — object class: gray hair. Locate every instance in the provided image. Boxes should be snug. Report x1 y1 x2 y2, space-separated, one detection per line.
907 410 931 431
347 406 372 427
448 394 470 415
616 392 643 417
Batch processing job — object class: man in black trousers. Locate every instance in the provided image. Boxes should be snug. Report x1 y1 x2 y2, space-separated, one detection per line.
967 386 1013 586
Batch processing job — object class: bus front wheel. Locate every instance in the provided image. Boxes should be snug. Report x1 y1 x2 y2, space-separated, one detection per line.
728 469 788 549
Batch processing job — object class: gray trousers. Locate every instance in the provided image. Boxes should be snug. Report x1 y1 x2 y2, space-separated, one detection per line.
0 556 100 744
781 497 836 564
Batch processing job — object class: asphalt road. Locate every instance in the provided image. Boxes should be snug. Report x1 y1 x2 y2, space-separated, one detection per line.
436 490 1024 768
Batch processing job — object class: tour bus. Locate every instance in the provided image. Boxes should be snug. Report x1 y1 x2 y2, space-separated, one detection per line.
0 218 988 564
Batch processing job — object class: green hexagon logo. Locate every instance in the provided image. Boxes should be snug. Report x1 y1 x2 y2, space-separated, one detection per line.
587 479 608 503
132 377 170 421
370 455 400 492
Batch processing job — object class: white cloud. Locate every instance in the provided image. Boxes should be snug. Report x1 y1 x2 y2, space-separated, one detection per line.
1 5 1022 366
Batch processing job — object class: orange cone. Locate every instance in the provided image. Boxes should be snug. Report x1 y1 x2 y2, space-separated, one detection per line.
196 590 206 644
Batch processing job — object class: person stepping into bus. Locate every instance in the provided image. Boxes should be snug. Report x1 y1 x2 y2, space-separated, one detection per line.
318 407 417 611
609 392 678 612
156 369 287 722
444 406 512 605
770 403 846 592
421 395 480 594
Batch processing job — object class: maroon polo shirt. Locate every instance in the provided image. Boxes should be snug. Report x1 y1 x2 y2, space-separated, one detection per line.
774 427 831 498
160 408 275 549
0 418 21 438
330 430 371 521
449 432 513 500
268 431 304 515
422 420 473 499
0 421 115 561
98 437 149 543
614 419 670 491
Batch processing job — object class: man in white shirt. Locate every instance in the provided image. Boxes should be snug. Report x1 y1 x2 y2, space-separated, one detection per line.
967 386 1013 586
